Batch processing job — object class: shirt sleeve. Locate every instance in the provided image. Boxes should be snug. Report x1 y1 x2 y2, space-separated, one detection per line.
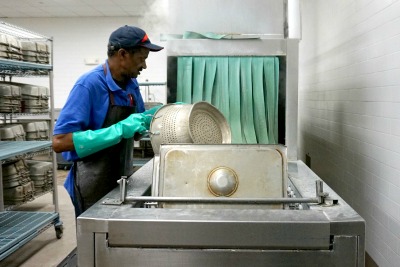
53 83 93 135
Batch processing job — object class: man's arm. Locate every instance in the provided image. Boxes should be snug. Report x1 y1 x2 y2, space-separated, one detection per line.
52 113 152 158
51 105 163 157
52 133 75 153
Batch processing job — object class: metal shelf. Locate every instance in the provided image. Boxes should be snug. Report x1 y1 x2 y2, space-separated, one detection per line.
0 20 52 77
0 59 51 76
0 113 51 124
0 113 50 117
133 157 152 167
0 21 62 261
0 21 50 40
0 59 52 70
0 141 52 163
0 211 59 261
0 142 63 261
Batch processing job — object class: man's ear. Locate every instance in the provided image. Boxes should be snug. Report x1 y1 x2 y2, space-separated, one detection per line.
118 48 129 58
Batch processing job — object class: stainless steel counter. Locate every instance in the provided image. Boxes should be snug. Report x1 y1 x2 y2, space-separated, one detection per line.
77 159 365 267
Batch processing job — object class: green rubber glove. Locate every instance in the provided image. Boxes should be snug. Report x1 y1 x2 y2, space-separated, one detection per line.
73 113 150 158
142 105 162 116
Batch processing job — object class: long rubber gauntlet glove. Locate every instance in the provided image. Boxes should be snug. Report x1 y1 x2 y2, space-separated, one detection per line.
72 113 150 158
131 105 163 141
142 105 162 116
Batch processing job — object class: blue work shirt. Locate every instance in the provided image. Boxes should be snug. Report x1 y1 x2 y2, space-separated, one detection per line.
54 60 145 199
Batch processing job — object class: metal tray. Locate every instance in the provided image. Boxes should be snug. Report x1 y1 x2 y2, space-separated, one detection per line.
0 124 26 141
155 144 287 209
0 83 21 97
22 121 49 140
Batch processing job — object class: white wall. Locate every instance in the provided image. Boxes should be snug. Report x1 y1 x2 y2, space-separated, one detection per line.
168 0 284 36
299 0 400 266
4 16 168 108
4 0 284 109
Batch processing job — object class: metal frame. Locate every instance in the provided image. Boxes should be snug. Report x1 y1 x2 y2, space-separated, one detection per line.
166 38 299 160
76 2 364 265
0 21 63 260
138 81 166 103
77 159 365 267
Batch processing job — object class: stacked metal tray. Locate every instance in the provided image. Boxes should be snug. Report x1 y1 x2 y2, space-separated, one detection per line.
25 160 53 194
0 83 21 113
19 83 49 113
20 40 50 64
0 124 26 141
21 121 49 140
0 34 22 61
1 159 34 205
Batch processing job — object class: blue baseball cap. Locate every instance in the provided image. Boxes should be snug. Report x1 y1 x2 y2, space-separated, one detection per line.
108 25 163 52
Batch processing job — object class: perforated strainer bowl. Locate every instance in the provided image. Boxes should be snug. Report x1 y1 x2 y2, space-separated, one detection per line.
150 102 231 154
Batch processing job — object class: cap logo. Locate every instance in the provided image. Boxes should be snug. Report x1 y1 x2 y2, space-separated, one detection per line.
141 34 149 43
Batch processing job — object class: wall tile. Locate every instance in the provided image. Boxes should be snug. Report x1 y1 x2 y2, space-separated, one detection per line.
300 0 400 265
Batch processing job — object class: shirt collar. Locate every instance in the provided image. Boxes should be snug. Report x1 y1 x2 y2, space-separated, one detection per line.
104 60 134 91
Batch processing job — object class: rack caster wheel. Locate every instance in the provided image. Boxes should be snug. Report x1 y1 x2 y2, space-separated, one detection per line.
55 223 64 239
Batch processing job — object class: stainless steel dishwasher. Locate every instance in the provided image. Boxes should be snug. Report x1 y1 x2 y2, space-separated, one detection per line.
77 144 365 267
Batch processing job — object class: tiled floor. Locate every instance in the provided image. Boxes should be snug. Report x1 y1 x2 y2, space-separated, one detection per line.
0 169 76 267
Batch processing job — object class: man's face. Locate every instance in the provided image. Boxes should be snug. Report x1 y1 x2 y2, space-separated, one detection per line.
121 47 150 79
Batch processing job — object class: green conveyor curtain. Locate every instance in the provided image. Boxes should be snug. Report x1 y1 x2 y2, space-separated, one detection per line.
176 56 279 144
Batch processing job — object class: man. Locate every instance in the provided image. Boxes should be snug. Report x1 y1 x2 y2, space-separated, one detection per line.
52 25 163 217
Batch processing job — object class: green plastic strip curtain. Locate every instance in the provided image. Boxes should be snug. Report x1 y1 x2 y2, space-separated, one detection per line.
177 56 279 144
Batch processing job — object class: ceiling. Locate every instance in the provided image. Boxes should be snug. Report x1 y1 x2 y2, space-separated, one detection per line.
0 0 164 18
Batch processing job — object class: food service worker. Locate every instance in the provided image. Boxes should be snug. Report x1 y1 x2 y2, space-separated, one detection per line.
52 25 163 217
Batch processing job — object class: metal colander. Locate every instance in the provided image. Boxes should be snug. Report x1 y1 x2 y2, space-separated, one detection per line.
150 102 231 154
161 104 193 143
